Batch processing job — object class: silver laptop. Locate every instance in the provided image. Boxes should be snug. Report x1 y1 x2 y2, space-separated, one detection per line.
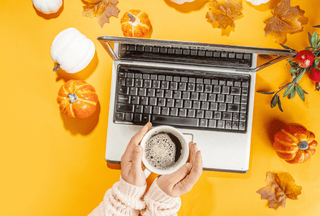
97 36 295 173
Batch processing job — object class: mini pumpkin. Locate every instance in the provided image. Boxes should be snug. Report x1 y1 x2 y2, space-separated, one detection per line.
273 123 318 164
51 28 95 74
57 80 99 119
170 0 196 4
32 0 62 14
246 0 270 6
120 10 152 37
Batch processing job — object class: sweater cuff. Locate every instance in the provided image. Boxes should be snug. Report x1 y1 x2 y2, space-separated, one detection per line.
110 176 147 210
145 179 181 205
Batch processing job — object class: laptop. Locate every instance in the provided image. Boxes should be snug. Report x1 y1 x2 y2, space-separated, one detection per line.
97 36 295 173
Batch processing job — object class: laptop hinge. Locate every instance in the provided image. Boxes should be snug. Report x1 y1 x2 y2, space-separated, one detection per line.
99 40 118 60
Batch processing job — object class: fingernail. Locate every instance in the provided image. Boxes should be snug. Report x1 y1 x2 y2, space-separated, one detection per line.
135 145 142 152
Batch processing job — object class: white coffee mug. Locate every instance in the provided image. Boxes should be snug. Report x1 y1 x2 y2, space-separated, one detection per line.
140 125 190 177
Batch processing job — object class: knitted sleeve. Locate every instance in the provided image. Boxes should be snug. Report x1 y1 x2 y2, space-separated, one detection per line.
88 176 147 216
141 179 181 216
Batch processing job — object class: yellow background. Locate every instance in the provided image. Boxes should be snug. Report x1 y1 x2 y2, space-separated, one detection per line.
1 0 320 215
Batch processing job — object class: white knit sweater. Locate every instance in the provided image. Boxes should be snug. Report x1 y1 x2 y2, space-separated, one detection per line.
88 177 181 216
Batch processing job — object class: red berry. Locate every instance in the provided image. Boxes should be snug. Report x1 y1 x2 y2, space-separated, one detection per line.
309 67 320 82
295 50 314 68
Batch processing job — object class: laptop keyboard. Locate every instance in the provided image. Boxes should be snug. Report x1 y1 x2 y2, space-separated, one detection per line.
121 44 253 68
114 65 250 133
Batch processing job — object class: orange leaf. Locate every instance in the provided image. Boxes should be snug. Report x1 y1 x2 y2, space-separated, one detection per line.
257 172 302 210
264 0 308 44
82 0 120 28
206 0 243 29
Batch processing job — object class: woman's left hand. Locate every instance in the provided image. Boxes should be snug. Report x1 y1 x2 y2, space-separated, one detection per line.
121 122 152 187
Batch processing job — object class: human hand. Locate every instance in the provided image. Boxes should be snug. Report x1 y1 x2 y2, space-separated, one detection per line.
121 122 152 187
156 142 203 197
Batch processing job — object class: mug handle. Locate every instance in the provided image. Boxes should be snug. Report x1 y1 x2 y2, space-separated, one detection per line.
144 168 151 178
183 133 194 142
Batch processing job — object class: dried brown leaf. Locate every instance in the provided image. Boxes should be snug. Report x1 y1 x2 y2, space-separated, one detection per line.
82 0 120 28
206 0 243 29
257 172 302 210
264 0 307 44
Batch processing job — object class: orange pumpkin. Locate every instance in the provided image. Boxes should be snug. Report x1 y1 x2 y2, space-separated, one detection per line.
120 10 152 37
273 123 318 164
57 80 98 119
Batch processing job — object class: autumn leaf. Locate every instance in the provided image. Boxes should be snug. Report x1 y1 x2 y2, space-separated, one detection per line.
264 0 308 44
82 0 120 28
257 172 302 210
206 0 243 29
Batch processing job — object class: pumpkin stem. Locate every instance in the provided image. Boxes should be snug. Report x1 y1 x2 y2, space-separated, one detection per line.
68 93 78 103
298 141 309 150
53 63 60 72
315 82 320 91
128 13 136 22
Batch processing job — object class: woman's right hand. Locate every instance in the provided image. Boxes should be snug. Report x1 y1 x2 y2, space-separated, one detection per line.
156 142 203 197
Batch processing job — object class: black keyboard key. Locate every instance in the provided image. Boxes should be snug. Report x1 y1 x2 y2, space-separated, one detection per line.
184 100 192 109
204 85 212 93
214 111 222 119
138 88 147 96
158 75 165 80
140 97 148 105
183 49 191 55
156 89 164 97
181 77 188 82
191 92 199 100
222 112 232 121
242 87 249 95
119 86 129 95
160 47 167 53
213 86 221 94
144 106 152 114
152 115 199 127
240 113 246 121
149 97 157 106
196 84 204 92
228 53 236 58
201 102 210 110
158 98 166 106
200 119 208 127
244 53 251 60
126 78 134 87
135 79 143 87
226 121 232 129
196 110 204 118
204 79 211 84
208 94 216 102
118 95 131 104
175 99 183 108
147 89 155 97
127 73 134 78
162 107 170 115
170 82 178 90
205 110 213 119
119 78 126 86
218 103 227 111
175 48 182 55
219 80 226 86
193 101 201 109
174 76 180 82
161 81 169 89
212 79 219 85
133 113 142 122
234 95 241 104
188 109 196 118
236 53 243 59
189 77 196 83
151 74 157 80
227 104 240 112
187 83 195 91
153 47 160 53
217 120 225 128
153 106 161 115
167 99 175 107
142 114 151 123
135 74 142 79
210 102 218 111
166 76 173 81
222 86 230 94
232 121 239 130
117 104 134 112
239 122 246 130
208 120 217 128
231 87 241 95
153 80 160 88
136 45 144 52
125 113 133 121
206 51 213 57
196 78 204 84
233 113 240 121
199 93 207 101
198 50 206 56
131 96 140 105
116 112 124 121
182 92 190 100
130 87 138 96
179 109 187 117
173 91 181 99
213 52 220 58
221 52 228 58
170 108 179 116
168 48 174 54
191 50 197 56
165 90 173 98
179 83 187 91
144 80 152 88
217 94 225 102
135 105 143 113
143 74 150 79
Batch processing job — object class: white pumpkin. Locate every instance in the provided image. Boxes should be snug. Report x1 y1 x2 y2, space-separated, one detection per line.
51 28 95 74
170 0 195 4
32 0 63 14
246 0 270 6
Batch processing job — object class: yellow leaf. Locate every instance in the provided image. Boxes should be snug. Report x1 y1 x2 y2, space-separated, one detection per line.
206 0 243 29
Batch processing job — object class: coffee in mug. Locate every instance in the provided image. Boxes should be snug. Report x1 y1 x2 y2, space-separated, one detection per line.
144 132 184 171
141 125 189 176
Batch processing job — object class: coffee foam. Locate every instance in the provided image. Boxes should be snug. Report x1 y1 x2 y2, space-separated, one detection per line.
145 133 181 170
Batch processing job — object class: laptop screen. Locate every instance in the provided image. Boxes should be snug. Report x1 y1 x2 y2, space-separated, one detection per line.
98 36 296 72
